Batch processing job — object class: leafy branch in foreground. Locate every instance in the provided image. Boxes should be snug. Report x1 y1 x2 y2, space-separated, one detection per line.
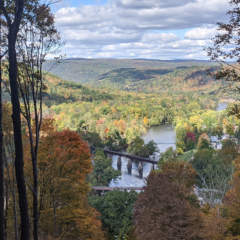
208 0 240 95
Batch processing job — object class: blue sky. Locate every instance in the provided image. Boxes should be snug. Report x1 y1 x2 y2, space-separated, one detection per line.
53 0 108 9
52 0 230 59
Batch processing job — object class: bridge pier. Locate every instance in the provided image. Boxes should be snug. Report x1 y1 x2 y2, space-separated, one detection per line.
138 162 143 178
152 164 155 171
127 159 132 175
117 156 122 171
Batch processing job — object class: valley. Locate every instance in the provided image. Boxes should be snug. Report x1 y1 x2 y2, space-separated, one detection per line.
42 59 228 146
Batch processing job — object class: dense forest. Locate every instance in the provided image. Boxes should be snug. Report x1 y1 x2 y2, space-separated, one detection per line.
2 0 240 240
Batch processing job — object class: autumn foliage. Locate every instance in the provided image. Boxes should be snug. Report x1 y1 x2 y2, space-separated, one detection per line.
134 161 203 240
201 206 229 240
223 157 240 239
35 127 105 240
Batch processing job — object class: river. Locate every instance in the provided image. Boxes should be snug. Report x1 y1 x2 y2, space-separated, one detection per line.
217 102 228 111
110 125 176 187
110 102 227 188
142 125 176 153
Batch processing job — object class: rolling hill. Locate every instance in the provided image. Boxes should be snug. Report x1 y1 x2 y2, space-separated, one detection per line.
44 58 221 94
44 58 217 83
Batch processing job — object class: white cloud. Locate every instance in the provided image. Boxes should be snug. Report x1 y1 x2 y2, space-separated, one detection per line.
56 5 113 28
54 0 231 59
61 28 141 45
185 27 217 40
115 0 197 9
141 32 179 44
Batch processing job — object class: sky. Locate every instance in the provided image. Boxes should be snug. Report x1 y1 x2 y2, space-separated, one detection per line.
52 0 231 60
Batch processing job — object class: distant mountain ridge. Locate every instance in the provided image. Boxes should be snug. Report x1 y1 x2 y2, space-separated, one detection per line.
64 58 213 62
44 58 217 87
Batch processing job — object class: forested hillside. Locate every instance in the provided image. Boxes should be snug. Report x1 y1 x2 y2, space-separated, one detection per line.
44 59 218 90
97 66 220 92
43 73 114 105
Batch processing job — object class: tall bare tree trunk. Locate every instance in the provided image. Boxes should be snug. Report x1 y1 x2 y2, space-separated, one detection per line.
1 0 30 239
31 147 38 240
5 154 19 240
0 14 5 240
8 28 30 240
4 180 8 240
0 7 7 239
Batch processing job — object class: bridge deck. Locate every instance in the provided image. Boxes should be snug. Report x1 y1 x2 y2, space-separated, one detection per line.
92 186 144 191
104 149 158 164
155 142 176 144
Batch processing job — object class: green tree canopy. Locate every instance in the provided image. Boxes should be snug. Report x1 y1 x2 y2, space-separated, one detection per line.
89 191 138 240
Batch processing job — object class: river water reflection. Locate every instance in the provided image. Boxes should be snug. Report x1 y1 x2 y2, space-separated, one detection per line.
110 125 176 187
142 125 176 153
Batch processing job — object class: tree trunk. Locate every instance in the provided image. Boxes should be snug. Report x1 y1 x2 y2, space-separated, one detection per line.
8 24 30 240
5 153 19 240
4 179 8 240
32 153 38 240
26 123 39 240
0 26 5 240
0 1 30 239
